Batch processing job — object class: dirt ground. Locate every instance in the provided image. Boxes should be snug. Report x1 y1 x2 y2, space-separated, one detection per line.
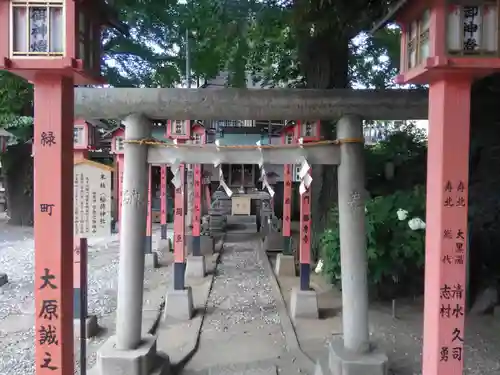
271 223 500 375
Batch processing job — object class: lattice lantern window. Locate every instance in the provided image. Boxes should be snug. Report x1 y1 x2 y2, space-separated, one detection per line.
298 120 320 141
10 0 65 57
193 133 202 144
447 4 499 56
114 136 124 153
1 0 107 83
390 0 500 85
73 125 85 146
407 10 430 69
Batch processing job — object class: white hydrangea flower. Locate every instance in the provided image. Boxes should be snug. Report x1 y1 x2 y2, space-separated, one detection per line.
397 208 408 221
408 217 426 231
315 259 324 274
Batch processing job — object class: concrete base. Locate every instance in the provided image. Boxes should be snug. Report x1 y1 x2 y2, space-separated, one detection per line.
74 315 99 338
185 255 206 278
185 234 194 254
200 235 215 255
144 252 159 268
98 334 159 375
156 238 171 252
264 232 284 252
290 287 319 319
328 339 388 375
0 273 7 287
275 254 296 277
164 287 194 320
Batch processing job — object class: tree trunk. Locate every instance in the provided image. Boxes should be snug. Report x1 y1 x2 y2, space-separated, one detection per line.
299 32 350 258
3 144 33 226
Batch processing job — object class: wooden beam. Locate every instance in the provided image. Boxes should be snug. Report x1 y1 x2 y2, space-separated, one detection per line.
147 143 341 165
74 88 428 120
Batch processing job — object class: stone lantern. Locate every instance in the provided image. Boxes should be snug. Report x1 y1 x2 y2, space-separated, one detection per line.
0 0 126 83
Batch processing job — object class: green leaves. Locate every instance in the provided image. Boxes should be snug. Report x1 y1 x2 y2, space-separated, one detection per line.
320 186 426 297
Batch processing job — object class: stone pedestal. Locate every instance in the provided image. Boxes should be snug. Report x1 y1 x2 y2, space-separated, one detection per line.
0 273 7 287
264 232 284 252
164 287 194 320
98 334 161 375
144 252 159 268
156 237 171 252
290 287 318 319
74 315 99 338
328 339 388 375
200 235 214 255
275 254 295 277
186 255 206 278
185 234 194 254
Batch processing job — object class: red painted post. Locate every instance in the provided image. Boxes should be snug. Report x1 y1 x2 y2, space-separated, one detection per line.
283 164 292 255
299 170 312 291
34 75 74 375
145 164 153 253
117 154 124 231
114 156 119 231
422 78 471 375
160 165 168 240
192 164 202 256
173 164 186 290
204 184 212 211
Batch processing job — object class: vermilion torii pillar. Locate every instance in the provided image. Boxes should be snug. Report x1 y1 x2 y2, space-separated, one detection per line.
185 162 207 278
275 123 296 277
165 162 195 320
160 165 168 242
144 165 158 268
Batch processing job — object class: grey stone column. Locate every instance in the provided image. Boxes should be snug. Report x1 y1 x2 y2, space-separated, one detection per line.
337 115 370 353
115 113 151 350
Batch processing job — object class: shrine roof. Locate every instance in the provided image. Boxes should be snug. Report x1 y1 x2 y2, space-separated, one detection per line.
371 0 408 34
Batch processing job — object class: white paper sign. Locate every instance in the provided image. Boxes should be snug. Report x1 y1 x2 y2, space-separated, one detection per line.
74 161 112 238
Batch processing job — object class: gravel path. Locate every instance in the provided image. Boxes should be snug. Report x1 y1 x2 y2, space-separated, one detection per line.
0 226 121 375
191 239 297 373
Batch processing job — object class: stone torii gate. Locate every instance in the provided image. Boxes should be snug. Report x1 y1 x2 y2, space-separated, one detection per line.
76 87 427 375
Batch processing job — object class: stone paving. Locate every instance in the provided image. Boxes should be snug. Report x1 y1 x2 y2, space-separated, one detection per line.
176 238 307 375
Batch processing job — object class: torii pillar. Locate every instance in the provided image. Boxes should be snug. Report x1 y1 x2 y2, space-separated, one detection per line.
144 164 159 268
98 114 163 374
275 163 295 276
328 115 388 375
186 164 207 277
159 165 170 251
